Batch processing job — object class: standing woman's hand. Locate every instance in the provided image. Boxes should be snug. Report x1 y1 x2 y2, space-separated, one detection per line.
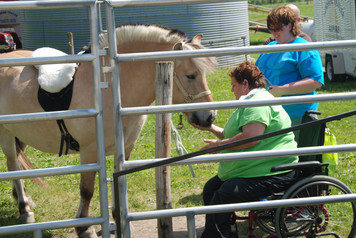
268 85 285 97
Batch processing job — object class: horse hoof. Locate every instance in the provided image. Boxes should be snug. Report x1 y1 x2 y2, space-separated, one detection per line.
78 226 98 238
20 212 35 223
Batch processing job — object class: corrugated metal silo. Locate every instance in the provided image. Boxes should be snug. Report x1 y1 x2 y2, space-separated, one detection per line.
20 1 249 67
20 7 90 54
113 1 250 68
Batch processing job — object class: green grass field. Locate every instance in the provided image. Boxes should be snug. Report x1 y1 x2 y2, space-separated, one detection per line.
0 70 354 237
0 1 355 237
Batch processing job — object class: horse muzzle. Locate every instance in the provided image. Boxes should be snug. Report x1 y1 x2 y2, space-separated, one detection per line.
188 109 217 127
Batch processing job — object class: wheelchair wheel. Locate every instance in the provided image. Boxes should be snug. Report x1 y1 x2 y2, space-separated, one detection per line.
254 209 277 235
275 175 356 238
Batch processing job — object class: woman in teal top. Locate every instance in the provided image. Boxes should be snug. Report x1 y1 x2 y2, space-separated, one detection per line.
255 6 324 141
195 61 298 238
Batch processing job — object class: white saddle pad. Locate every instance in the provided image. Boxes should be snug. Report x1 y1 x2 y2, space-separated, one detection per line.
32 47 77 93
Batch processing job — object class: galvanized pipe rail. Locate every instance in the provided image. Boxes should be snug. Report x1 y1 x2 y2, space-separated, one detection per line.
0 217 105 236
127 194 356 221
123 194 356 237
109 0 243 7
0 0 111 237
0 109 98 124
122 144 356 168
0 0 96 10
0 163 101 180
82 1 356 237
120 92 356 116
0 53 96 67
115 40 356 62
115 110 356 176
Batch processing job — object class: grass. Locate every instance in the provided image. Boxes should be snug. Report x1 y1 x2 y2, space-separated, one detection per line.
2 69 355 238
0 2 355 237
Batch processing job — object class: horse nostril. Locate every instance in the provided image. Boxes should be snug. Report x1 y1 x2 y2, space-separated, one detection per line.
190 111 216 127
190 113 200 125
208 113 216 124
203 114 214 127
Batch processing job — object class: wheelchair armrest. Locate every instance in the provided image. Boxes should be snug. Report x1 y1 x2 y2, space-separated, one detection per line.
305 110 321 116
271 161 328 173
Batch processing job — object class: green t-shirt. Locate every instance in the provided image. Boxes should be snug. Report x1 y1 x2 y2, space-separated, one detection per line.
218 89 298 181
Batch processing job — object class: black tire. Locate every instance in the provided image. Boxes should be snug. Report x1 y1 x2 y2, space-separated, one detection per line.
325 55 335 81
275 175 356 238
254 209 277 235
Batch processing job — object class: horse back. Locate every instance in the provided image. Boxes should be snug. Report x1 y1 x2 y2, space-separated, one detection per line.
0 50 45 120
0 50 33 59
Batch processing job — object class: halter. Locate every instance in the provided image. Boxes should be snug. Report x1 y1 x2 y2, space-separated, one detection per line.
173 73 211 103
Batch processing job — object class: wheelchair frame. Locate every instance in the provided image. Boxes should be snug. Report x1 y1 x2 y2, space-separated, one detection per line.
230 109 356 238
231 161 356 238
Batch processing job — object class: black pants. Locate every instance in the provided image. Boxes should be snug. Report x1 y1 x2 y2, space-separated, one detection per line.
201 172 296 238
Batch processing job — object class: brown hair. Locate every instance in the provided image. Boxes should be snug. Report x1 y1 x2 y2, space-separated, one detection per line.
267 6 301 37
228 61 266 89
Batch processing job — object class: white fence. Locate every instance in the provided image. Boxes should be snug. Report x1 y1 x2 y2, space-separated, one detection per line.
0 0 356 238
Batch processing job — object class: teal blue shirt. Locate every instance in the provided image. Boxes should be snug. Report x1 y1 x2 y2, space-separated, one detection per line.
255 37 324 119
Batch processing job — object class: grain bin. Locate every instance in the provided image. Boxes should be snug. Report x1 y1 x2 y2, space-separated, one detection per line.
113 1 249 68
20 1 249 67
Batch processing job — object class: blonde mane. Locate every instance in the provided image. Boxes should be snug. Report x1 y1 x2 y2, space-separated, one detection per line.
99 24 216 73
99 24 186 48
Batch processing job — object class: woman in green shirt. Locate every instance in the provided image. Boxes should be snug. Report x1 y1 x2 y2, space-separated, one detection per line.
195 61 298 238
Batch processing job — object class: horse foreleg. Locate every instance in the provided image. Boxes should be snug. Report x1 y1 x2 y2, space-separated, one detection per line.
75 149 98 238
0 128 35 223
124 115 147 160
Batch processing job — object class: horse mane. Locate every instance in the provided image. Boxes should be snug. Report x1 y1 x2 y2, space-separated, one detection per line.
98 24 216 73
183 40 217 74
99 24 186 48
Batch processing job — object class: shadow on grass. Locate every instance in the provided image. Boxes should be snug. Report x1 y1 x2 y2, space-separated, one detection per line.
0 198 54 238
320 74 356 93
177 193 203 207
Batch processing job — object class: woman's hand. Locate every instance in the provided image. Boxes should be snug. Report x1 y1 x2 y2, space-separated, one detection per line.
203 122 266 153
200 139 222 154
191 123 212 131
191 123 225 140
268 78 323 97
268 85 284 97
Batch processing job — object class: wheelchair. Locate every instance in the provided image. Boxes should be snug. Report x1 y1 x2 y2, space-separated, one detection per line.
231 111 356 238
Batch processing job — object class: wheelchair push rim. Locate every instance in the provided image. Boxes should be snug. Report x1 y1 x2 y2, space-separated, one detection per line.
275 175 356 238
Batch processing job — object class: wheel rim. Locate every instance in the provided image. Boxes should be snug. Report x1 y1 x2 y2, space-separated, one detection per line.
326 61 333 81
254 209 277 235
275 178 356 238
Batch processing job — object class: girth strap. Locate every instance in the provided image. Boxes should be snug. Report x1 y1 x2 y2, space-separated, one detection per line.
38 75 80 156
57 120 80 156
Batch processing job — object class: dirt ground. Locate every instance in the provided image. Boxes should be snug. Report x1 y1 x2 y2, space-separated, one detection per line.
96 215 206 237
128 215 205 238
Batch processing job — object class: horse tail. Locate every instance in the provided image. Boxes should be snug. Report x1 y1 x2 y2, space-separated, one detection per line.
16 138 46 187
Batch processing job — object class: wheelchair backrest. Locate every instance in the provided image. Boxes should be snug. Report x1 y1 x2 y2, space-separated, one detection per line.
297 110 326 163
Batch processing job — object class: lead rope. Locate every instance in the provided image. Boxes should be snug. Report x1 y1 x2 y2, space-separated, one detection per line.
170 119 196 177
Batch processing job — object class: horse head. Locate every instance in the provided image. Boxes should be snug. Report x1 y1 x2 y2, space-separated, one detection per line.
172 34 217 127
99 24 217 127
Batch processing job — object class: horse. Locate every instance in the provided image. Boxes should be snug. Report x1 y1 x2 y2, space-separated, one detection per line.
0 24 217 238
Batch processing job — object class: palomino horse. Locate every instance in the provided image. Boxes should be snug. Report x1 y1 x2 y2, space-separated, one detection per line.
0 24 216 237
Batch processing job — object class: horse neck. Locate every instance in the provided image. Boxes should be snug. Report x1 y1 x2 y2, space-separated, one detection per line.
117 41 176 107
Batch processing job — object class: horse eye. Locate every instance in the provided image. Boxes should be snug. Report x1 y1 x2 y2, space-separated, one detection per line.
186 74 196 80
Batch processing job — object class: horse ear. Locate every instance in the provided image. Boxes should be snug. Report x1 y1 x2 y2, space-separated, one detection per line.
191 34 203 44
173 42 183 51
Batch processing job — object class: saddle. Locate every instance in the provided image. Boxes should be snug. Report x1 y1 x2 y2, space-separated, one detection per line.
33 47 80 156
